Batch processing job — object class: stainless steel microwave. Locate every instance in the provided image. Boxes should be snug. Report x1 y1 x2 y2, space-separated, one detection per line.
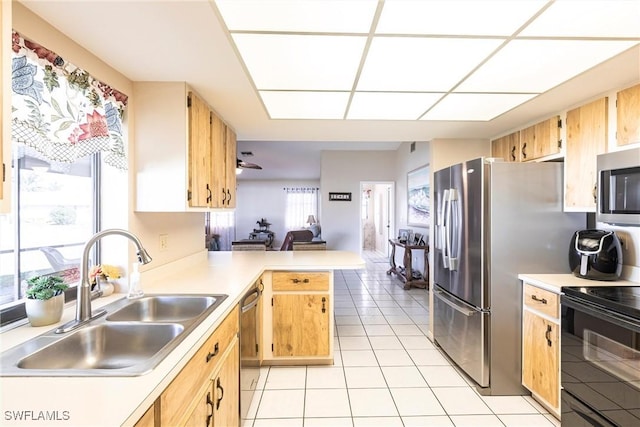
597 147 640 226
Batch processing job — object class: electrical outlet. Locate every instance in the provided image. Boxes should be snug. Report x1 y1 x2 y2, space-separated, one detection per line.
159 234 169 251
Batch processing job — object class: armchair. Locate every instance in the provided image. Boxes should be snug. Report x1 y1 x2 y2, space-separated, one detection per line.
280 229 313 251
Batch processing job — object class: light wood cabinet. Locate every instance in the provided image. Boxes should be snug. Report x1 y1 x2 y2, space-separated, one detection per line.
522 283 560 417
565 97 608 211
616 83 640 147
520 116 562 161
185 341 239 427
491 131 520 162
264 271 333 364
160 306 239 426
187 91 213 208
133 403 156 427
134 82 237 212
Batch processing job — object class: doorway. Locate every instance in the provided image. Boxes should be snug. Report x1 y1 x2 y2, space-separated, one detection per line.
360 182 394 258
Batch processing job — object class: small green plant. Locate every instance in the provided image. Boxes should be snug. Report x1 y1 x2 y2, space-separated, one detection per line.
25 275 68 300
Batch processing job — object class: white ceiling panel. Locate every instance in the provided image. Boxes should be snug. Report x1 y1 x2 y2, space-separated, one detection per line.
457 39 639 93
520 0 640 37
422 93 537 121
215 0 378 33
232 34 367 90
357 37 503 91
260 91 350 119
348 92 443 120
377 0 549 36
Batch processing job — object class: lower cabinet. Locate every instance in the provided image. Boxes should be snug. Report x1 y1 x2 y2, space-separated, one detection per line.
521 283 560 417
264 271 333 364
185 342 239 427
158 306 240 427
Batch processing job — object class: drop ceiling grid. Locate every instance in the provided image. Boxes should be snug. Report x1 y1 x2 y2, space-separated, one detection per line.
213 0 640 122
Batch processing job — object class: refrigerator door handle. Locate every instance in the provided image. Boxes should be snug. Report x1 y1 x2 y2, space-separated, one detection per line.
447 188 458 271
434 289 476 317
441 189 451 269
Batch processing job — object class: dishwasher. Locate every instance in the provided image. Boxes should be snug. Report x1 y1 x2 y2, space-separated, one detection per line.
240 279 263 420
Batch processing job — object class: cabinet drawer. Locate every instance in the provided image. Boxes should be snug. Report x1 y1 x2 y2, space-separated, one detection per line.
273 271 330 291
524 284 559 318
160 306 239 426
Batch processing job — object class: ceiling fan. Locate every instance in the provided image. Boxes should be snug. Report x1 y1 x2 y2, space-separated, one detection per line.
236 158 262 170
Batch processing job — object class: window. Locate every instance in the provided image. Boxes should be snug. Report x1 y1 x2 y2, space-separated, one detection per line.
206 211 235 251
0 31 128 326
284 187 319 230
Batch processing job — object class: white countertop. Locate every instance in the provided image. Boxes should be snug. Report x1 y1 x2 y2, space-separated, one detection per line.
519 273 639 293
0 250 364 426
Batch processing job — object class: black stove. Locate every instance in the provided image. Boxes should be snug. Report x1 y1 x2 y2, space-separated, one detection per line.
562 286 640 320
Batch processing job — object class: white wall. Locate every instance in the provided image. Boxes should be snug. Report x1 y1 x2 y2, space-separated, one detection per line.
236 180 320 249
321 151 397 252
13 4 206 287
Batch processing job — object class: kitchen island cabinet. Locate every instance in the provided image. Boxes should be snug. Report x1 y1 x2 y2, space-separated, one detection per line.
264 271 332 364
0 250 364 427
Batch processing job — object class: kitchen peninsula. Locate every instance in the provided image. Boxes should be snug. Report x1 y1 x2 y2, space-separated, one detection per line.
0 250 364 427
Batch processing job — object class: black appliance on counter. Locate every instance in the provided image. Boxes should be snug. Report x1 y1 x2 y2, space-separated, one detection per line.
569 229 623 281
561 286 640 426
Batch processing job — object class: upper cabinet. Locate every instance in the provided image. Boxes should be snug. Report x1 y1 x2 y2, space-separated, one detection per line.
490 116 561 163
565 97 608 211
134 82 236 212
616 83 640 147
491 131 520 162
520 116 562 161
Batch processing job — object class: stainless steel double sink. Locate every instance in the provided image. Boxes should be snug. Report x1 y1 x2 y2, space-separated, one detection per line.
0 294 228 376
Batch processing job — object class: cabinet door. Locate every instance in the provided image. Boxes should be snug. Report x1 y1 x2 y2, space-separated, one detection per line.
184 385 214 427
491 132 520 162
565 97 608 211
224 125 237 208
617 83 640 147
188 91 212 208
213 342 239 427
522 310 559 409
532 116 561 159
134 403 156 427
272 294 330 357
210 113 226 208
520 125 536 162
0 0 10 206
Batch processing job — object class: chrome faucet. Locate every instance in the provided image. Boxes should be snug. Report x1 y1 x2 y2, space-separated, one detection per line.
56 229 152 333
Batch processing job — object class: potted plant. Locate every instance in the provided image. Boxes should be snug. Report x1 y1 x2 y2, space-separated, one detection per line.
25 275 68 327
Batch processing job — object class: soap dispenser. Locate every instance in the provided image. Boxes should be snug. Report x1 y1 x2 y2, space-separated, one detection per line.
128 262 143 299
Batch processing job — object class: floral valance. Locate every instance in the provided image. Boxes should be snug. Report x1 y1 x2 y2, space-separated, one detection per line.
11 30 128 170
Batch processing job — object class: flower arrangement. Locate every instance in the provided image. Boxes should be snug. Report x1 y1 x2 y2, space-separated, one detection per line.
89 264 121 284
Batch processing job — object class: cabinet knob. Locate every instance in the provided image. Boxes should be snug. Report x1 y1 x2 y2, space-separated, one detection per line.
292 278 310 284
322 296 326 313
206 184 212 203
522 142 527 160
511 146 516 161
206 392 214 426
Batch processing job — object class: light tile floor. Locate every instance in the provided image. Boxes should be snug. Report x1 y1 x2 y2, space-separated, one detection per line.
242 252 560 427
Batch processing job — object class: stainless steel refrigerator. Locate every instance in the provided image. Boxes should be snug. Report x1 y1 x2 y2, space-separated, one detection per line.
433 158 583 395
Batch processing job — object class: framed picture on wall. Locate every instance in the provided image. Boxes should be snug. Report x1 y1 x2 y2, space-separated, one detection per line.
407 164 430 227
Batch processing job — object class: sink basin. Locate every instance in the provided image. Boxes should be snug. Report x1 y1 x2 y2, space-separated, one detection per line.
17 323 184 370
0 293 228 376
106 295 220 322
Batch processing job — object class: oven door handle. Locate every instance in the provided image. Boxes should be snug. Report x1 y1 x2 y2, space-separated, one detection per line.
562 294 640 333
241 288 261 313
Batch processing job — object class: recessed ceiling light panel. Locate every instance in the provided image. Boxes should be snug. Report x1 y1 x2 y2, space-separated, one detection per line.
233 34 367 90
260 91 350 119
457 39 638 93
215 0 378 33
377 0 548 36
348 92 443 120
520 0 640 37
357 37 504 91
422 93 537 121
